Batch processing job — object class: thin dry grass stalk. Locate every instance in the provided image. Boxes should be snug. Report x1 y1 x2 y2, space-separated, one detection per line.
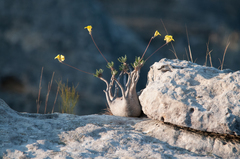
52 83 60 113
194 58 198 63
218 58 222 69
185 48 190 61
44 72 55 114
161 19 178 59
185 25 193 63
36 67 43 114
220 41 230 70
205 41 209 66
208 50 213 67
204 41 213 67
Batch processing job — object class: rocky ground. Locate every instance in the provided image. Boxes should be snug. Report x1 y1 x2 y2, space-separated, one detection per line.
0 99 230 158
1 59 240 158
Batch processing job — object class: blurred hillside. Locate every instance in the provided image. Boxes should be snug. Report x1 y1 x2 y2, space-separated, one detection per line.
0 0 148 115
100 0 240 69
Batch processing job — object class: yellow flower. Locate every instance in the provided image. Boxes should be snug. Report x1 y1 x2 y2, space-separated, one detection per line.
153 30 161 37
54 54 65 62
84 25 92 35
164 35 174 43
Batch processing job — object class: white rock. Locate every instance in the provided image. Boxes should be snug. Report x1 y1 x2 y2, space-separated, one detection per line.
1 99 240 158
139 58 240 136
0 98 211 158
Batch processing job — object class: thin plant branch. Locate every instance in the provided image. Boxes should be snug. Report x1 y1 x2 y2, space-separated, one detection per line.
36 67 43 114
161 19 178 59
194 58 198 63
113 72 123 98
171 42 178 59
100 77 112 104
208 50 213 67
123 73 127 90
221 40 230 70
169 49 178 59
141 37 153 61
204 39 213 67
113 77 126 99
161 19 169 34
61 62 94 76
90 34 109 63
145 43 167 62
218 58 222 69
186 25 193 62
52 83 60 113
185 48 190 61
108 76 115 100
204 41 209 66
45 72 55 114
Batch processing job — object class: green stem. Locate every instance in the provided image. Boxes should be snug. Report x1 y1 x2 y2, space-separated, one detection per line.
61 62 94 76
90 34 109 63
145 43 168 62
141 37 153 61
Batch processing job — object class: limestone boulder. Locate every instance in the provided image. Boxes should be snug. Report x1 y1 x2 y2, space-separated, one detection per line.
139 58 240 136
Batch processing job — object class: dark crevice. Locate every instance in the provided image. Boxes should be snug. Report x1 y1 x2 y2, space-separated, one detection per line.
189 108 194 113
155 120 240 143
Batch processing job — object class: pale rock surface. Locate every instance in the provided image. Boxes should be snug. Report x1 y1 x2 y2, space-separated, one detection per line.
139 58 240 136
0 98 207 159
1 98 240 158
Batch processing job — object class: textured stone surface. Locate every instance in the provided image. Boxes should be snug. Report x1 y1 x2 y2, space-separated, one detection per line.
1 98 240 158
139 58 240 136
0 99 206 158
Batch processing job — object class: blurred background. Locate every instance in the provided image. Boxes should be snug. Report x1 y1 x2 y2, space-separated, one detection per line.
0 0 239 115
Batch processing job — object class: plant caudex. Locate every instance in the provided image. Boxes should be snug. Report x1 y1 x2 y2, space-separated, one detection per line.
55 25 174 117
